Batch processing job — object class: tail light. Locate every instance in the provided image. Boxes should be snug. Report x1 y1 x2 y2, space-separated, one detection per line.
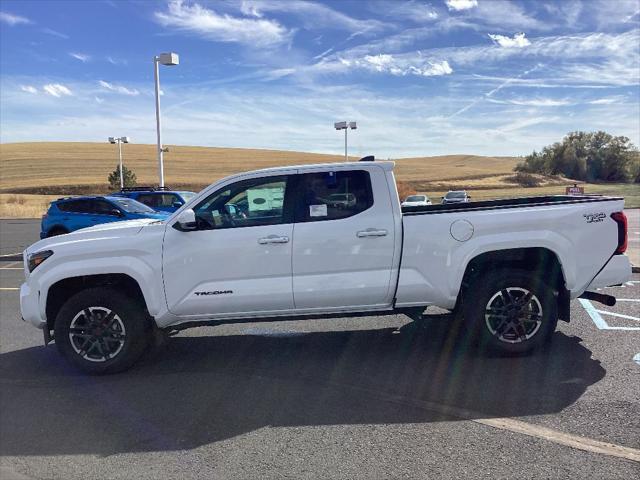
610 211 627 254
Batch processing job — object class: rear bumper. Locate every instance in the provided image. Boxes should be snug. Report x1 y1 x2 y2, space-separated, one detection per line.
20 282 46 329
586 254 632 291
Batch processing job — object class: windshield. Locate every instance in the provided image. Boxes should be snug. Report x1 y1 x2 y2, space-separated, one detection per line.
446 191 466 199
179 191 196 202
111 198 158 214
405 195 426 202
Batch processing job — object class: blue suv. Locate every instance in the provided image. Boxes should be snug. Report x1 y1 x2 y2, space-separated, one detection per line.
40 196 170 238
112 188 196 213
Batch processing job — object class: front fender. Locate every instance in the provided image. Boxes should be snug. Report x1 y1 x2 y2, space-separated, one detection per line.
36 256 165 321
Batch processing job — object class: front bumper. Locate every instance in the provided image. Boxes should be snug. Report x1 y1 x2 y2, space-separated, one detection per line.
587 254 632 290
20 282 46 329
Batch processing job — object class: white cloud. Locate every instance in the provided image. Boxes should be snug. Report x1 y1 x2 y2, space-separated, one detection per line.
69 52 91 62
43 84 72 97
20 85 38 94
94 96 105 104
488 32 531 48
589 97 623 105
445 0 478 11
154 0 292 47
0 11 31 26
239 0 386 34
346 54 453 77
42 28 69 39
98 80 140 96
491 98 571 107
106 56 127 66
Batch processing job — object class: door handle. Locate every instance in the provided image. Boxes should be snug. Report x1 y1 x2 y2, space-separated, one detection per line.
258 235 290 244
356 228 388 238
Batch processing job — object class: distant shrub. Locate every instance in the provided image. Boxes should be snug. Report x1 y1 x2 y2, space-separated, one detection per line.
5 195 26 205
505 172 541 187
108 164 137 190
515 131 637 182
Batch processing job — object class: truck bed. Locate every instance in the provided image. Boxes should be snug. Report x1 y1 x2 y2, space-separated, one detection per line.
402 195 623 215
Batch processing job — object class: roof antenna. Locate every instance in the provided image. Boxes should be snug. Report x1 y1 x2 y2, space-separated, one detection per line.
359 155 375 162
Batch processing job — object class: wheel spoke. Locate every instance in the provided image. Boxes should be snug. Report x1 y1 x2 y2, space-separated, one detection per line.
518 291 534 307
500 289 514 306
494 318 511 335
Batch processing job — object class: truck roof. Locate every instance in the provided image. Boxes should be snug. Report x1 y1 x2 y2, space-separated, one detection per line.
243 160 395 177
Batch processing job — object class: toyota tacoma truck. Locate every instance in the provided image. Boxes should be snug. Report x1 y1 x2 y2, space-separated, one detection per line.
20 159 632 373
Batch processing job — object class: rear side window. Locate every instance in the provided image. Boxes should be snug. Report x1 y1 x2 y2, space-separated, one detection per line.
296 170 373 222
136 194 157 207
57 200 90 213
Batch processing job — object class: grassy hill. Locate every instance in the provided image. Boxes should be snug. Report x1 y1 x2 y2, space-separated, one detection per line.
0 142 520 193
0 142 637 217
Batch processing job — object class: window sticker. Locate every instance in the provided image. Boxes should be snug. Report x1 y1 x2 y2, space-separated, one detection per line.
309 204 328 217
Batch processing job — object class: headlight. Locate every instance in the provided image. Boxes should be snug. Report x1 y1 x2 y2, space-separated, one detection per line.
28 250 53 272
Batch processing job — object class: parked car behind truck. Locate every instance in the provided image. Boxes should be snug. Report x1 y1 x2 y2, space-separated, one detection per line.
22 159 631 373
112 188 196 213
40 196 170 238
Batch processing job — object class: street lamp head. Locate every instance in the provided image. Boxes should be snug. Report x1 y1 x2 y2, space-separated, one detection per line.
108 137 116 144
334 121 347 130
120 136 130 144
349 121 357 130
157 52 179 66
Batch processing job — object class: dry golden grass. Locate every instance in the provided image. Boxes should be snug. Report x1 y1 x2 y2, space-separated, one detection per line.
0 194 58 219
0 142 521 192
0 142 350 192
1 142 637 218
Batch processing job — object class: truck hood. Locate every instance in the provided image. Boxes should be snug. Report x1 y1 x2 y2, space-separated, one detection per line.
25 218 162 256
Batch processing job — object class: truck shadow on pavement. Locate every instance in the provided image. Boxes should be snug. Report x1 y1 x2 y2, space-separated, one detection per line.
0 316 605 457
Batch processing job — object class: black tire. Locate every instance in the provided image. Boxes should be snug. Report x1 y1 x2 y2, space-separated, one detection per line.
463 269 558 354
47 227 68 237
54 287 150 374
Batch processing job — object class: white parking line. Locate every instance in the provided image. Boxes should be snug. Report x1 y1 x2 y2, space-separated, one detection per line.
579 299 640 331
0 288 19 291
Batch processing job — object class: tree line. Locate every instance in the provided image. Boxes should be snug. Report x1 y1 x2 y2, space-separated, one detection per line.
515 131 640 183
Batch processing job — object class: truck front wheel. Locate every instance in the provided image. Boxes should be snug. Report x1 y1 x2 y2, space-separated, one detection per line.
53 287 150 374
464 269 558 354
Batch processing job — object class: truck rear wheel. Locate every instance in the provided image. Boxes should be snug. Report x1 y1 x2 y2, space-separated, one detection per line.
54 287 149 374
464 269 557 354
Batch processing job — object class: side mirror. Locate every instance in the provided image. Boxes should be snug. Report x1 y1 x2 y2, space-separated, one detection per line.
174 208 197 231
110 209 123 217
172 201 184 208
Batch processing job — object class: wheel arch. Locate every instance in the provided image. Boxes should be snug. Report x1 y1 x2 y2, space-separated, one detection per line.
456 247 570 321
45 273 149 331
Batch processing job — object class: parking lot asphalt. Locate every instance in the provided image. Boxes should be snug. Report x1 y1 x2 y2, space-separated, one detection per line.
1 219 638 479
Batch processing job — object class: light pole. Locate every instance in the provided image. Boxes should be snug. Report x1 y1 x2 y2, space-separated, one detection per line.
154 52 179 188
334 121 357 161
108 136 130 190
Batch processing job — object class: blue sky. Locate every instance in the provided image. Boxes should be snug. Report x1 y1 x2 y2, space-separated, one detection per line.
1 0 639 157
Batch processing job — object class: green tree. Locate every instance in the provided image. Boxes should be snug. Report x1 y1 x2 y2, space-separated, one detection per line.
515 131 636 182
108 164 137 190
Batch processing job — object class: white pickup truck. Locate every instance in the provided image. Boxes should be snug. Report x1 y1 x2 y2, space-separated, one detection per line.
20 159 632 373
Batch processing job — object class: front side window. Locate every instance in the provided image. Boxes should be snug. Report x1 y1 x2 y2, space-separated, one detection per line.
155 193 181 207
193 175 288 230
92 199 119 215
296 170 373 222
